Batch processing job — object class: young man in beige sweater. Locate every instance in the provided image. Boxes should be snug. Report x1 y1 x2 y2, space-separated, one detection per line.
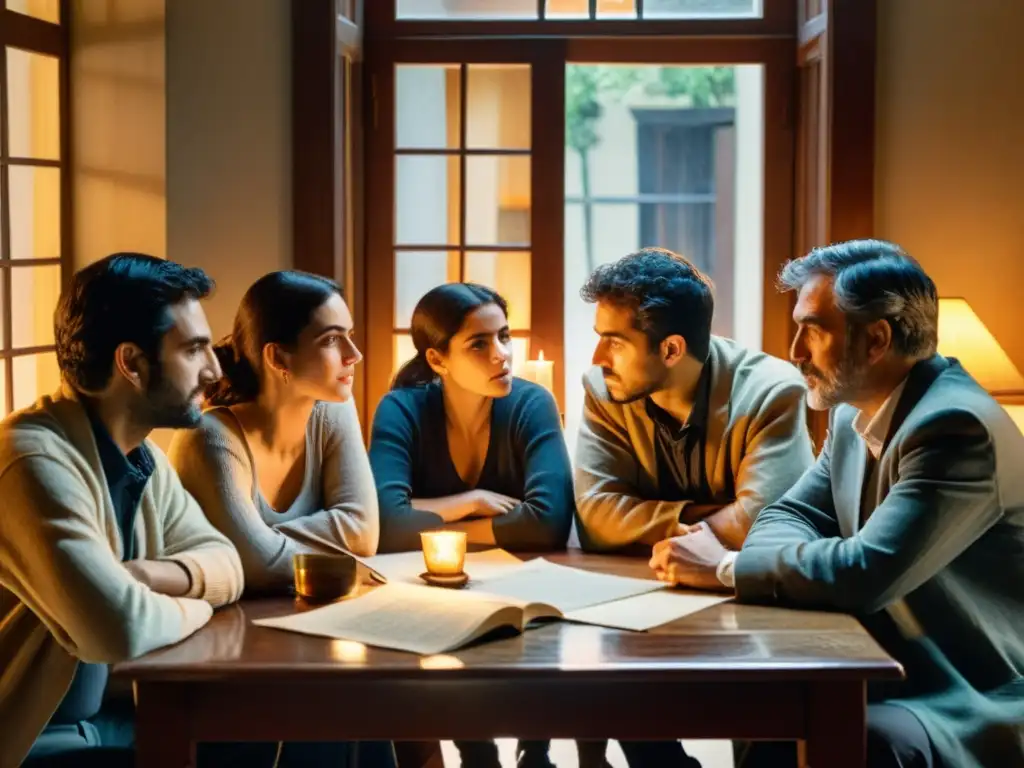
570 248 815 768
0 253 245 768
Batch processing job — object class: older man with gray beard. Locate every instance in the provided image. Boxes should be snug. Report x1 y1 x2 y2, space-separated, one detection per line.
654 239 1024 768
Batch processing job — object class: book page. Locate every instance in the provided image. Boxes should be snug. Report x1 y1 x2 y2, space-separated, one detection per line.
363 549 524 585
564 589 730 631
253 582 524 655
475 558 665 613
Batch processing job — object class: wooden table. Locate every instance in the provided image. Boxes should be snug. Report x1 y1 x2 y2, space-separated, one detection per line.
115 552 902 768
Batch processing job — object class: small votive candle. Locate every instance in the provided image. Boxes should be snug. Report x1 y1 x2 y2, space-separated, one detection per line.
420 530 467 576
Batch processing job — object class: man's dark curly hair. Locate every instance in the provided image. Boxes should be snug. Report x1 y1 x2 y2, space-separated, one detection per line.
580 247 714 362
56 253 214 391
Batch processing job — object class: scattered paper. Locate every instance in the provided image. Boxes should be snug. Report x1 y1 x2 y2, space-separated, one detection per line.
564 589 730 631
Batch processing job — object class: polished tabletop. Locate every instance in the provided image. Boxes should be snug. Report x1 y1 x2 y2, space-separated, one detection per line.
115 551 903 685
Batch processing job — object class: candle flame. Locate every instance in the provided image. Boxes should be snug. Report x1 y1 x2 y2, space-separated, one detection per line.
537 350 545 362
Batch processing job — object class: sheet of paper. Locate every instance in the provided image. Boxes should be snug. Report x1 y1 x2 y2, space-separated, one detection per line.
253 582 514 655
563 589 730 631
363 548 524 585
475 558 665 613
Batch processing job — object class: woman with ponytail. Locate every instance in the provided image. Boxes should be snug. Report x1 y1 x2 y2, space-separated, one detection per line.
370 283 574 768
168 271 380 592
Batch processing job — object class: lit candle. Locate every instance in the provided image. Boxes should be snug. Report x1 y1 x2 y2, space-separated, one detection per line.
521 350 554 397
420 530 467 576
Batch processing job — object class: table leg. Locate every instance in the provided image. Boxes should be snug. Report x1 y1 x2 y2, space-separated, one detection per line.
800 681 866 768
134 681 195 768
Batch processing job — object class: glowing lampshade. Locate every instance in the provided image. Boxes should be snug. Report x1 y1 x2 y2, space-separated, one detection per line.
937 298 1024 394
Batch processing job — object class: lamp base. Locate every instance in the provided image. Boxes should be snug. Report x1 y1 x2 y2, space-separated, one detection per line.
419 571 469 589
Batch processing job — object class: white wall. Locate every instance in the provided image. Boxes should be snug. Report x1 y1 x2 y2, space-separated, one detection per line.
875 0 1024 372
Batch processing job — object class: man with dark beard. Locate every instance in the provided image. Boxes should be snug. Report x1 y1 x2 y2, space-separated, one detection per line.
570 248 814 768
660 239 1024 768
0 253 244 768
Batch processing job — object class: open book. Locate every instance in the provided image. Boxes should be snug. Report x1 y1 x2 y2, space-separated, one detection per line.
254 554 729 655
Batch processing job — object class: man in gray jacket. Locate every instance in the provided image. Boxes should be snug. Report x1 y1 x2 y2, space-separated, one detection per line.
657 239 1024 768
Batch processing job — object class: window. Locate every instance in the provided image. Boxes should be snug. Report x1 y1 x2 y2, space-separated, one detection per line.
396 0 762 20
0 5 67 414
391 63 533 376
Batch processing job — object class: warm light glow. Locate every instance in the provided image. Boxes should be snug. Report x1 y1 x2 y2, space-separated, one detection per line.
419 654 465 670
938 298 1024 393
1003 405 1024 435
420 530 467 576
519 349 555 396
329 640 368 662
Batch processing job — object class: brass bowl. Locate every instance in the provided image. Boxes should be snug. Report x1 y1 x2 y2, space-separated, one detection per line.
293 553 358 603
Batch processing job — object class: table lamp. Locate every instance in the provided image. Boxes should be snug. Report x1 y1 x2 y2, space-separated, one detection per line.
937 298 1024 433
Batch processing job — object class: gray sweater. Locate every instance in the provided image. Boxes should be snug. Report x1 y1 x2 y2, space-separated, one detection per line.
168 399 379 592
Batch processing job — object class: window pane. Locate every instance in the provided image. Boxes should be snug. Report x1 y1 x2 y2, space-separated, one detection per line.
0 360 5 413
394 333 527 379
397 0 539 20
13 351 60 411
9 165 60 260
395 155 460 245
546 0 588 18
394 250 459 327
563 63 764 457
393 333 417 378
465 156 530 247
396 65 460 149
0 268 5 348
596 0 636 19
6 0 60 24
464 251 531 330
11 265 61 348
7 48 60 160
467 65 531 150
643 0 761 19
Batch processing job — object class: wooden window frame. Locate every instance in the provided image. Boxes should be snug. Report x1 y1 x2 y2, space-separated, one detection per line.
289 0 877 434
0 1 71 415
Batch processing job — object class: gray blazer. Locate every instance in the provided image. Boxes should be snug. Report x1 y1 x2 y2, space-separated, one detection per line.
736 355 1024 768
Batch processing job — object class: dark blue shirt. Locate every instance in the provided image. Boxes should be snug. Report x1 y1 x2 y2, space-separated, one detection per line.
369 378 574 553
49 407 155 726
645 365 713 505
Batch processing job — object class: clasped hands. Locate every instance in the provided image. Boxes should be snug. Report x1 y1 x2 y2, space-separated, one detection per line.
648 520 732 592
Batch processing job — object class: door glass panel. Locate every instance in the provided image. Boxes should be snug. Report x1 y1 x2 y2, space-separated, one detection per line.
395 155 460 246
563 63 764 455
6 48 60 160
9 165 60 260
12 352 60 410
11 265 61 348
643 0 761 18
6 0 60 23
394 251 459 327
466 65 531 149
464 251 532 330
596 0 637 19
396 65 460 149
465 156 530 247
397 0 539 19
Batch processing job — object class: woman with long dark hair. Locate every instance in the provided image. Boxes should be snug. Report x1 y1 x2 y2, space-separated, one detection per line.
169 270 379 589
369 283 574 768
168 270 390 767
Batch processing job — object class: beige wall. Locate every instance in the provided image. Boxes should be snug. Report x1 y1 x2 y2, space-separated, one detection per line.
71 0 167 265
875 0 1024 372
71 0 292 446
166 0 293 342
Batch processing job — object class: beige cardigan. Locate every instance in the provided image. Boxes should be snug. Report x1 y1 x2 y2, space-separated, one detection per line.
575 336 815 550
0 389 244 768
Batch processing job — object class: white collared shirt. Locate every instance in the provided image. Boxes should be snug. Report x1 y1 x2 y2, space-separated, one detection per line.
852 379 908 460
715 378 910 588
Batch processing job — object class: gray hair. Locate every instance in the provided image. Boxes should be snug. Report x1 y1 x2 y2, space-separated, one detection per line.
779 239 938 359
